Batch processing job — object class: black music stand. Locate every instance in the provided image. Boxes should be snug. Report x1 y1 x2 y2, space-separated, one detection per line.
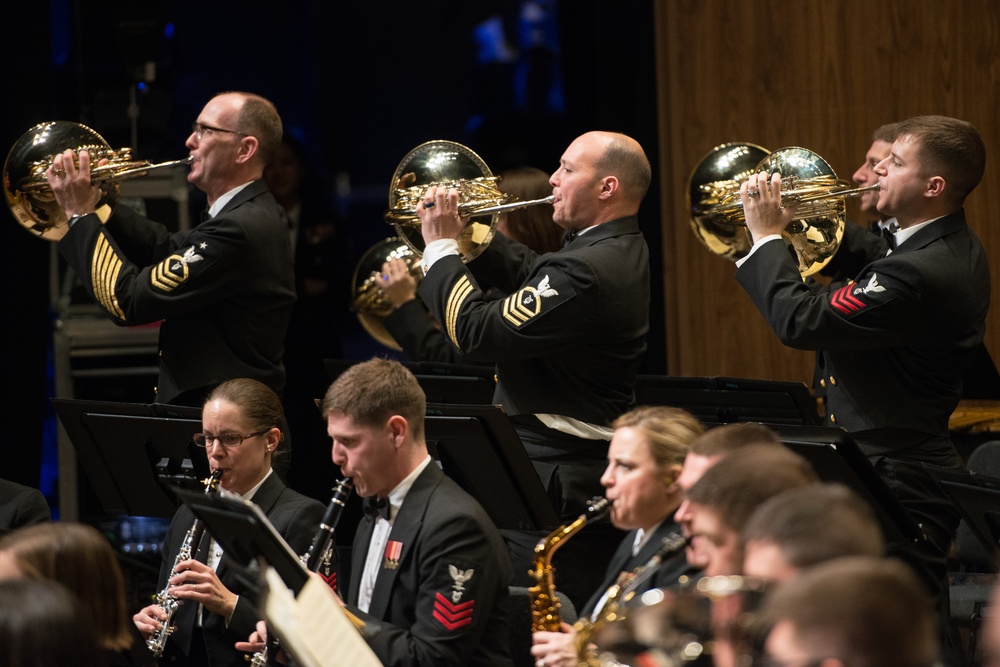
920 465 1000 557
174 487 310 593
424 403 560 531
324 359 496 405
767 424 924 544
53 398 205 517
634 375 821 426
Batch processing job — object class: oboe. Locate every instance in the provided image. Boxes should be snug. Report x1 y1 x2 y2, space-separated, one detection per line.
147 469 223 658
248 477 354 667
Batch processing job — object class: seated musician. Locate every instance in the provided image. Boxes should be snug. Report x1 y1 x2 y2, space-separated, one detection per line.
132 378 325 667
239 358 515 666
531 406 704 667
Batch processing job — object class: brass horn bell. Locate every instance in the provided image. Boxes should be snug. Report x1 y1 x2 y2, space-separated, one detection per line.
351 237 423 350
4 121 192 241
688 144 875 277
384 140 506 263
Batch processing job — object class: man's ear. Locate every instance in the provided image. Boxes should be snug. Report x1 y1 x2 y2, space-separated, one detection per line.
598 175 620 200
236 135 260 164
386 414 409 447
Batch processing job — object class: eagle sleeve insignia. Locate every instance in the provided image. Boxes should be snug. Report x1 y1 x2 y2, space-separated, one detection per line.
501 271 573 328
151 244 203 292
829 272 891 317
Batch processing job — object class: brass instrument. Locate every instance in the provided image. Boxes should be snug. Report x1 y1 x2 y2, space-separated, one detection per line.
688 143 879 277
574 533 689 667
529 497 612 633
589 575 770 667
148 469 223 658
384 140 554 262
4 121 193 241
350 237 423 350
249 478 355 667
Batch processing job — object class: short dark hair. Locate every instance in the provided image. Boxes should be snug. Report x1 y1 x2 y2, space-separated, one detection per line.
761 556 938 667
686 444 817 532
742 483 885 569
895 114 986 203
871 121 901 144
229 92 283 167
321 358 426 440
597 133 652 202
688 422 782 458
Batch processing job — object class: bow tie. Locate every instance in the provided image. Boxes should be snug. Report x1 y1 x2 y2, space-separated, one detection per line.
362 496 390 521
562 229 577 248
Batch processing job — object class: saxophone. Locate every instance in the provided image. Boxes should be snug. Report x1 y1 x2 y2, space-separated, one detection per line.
248 477 355 667
574 532 690 667
529 496 612 633
147 469 223 658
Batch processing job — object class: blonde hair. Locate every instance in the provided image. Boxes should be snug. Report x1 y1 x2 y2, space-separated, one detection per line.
613 406 704 485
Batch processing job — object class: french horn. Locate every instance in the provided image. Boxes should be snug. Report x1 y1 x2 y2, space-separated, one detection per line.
384 140 553 263
350 237 423 350
4 121 192 241
688 143 878 277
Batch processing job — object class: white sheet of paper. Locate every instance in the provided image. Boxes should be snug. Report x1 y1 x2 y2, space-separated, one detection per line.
263 567 383 667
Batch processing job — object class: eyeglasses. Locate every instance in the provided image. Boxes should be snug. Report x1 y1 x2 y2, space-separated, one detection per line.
193 430 269 448
191 122 247 141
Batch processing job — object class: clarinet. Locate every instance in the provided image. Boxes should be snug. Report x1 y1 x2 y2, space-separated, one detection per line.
248 477 355 667
147 469 223 658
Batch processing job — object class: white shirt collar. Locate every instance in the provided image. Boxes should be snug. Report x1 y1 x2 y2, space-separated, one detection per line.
384 456 433 522
894 215 943 247
207 181 254 218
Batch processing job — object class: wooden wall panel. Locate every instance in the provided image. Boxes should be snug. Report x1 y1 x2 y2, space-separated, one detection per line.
655 0 1000 388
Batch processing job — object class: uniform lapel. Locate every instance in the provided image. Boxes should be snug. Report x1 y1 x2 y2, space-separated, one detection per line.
365 466 440 619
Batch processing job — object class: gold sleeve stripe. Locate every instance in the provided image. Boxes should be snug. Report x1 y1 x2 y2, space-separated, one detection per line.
445 275 474 347
91 234 126 320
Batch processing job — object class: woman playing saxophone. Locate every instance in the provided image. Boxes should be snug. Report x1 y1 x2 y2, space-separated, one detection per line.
530 406 703 667
132 378 325 667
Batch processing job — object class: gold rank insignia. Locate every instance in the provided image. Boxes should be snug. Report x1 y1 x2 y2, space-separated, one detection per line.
151 245 204 292
502 274 559 327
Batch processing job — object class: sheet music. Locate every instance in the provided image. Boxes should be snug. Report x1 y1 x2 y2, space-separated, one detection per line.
263 566 383 667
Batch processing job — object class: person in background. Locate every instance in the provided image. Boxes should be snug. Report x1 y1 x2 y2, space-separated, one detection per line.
47 91 294 407
0 521 154 666
681 444 818 577
759 556 939 667
0 477 50 535
266 133 354 500
531 406 704 667
740 483 886 582
673 422 784 570
0 578 102 667
132 378 324 666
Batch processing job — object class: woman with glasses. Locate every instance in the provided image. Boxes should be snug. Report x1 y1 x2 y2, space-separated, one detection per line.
132 378 325 667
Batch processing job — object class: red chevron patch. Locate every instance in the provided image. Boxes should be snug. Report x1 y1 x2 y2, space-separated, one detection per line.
830 283 867 316
319 570 337 592
432 592 474 630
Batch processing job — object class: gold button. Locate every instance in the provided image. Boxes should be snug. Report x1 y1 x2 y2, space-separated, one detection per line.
819 378 826 388
829 413 836 423
829 376 837 386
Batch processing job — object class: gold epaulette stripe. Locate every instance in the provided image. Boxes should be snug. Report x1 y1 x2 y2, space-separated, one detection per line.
92 234 125 320
445 276 474 347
